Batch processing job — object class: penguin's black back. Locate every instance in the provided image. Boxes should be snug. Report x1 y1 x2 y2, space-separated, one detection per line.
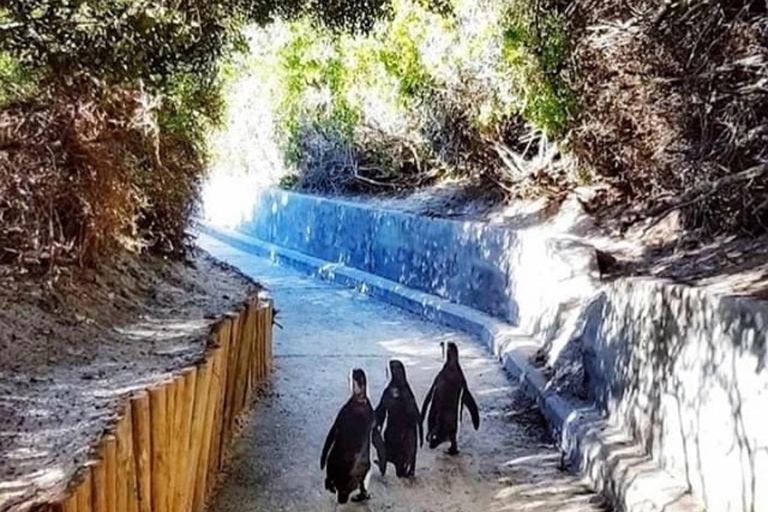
375 362 421 476
422 342 480 450
324 397 374 501
427 361 464 439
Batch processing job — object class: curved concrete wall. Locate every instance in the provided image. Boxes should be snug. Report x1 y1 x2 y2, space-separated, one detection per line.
238 190 598 343
232 189 768 512
584 281 768 512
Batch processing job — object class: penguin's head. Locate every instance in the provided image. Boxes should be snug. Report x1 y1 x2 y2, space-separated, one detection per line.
388 359 406 385
350 368 367 398
442 341 459 362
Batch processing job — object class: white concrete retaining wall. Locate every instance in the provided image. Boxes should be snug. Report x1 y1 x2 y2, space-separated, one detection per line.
227 189 768 512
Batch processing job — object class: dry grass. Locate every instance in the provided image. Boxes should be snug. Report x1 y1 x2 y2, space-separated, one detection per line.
569 0 768 236
0 78 203 269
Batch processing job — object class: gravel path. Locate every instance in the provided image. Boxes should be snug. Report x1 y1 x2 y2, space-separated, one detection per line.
197 233 608 512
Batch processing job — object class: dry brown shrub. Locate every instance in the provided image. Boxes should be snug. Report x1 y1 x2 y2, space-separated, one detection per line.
568 0 768 235
0 78 203 268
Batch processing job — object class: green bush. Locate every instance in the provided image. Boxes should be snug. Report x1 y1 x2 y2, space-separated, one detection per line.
0 52 38 105
205 0 580 200
0 0 393 265
501 1 574 137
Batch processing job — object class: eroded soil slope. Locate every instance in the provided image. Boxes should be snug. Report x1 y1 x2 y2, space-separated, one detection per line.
0 245 260 512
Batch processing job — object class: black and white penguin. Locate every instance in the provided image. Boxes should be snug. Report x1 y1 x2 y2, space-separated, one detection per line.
374 359 423 477
420 341 480 455
320 368 385 504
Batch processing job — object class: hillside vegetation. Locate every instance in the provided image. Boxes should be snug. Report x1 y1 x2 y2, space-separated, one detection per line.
0 0 388 269
212 0 767 239
1 0 766 272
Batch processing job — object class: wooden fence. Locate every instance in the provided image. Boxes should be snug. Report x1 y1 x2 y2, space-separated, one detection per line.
35 298 273 512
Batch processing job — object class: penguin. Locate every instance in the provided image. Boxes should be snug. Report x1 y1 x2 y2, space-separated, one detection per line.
374 359 423 478
320 368 386 504
420 341 480 455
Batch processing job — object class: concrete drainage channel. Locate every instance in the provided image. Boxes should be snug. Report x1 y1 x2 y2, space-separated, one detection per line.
199 189 768 512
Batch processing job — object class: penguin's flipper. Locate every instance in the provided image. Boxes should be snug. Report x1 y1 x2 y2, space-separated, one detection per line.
374 392 387 429
372 425 387 476
321 419 338 470
462 384 480 430
403 386 423 448
420 381 435 424
417 415 424 447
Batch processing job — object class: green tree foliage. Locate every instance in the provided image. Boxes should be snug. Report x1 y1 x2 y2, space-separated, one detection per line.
0 0 393 265
238 0 575 193
500 0 573 137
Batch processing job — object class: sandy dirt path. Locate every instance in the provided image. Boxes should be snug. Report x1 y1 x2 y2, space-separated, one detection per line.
197 233 608 512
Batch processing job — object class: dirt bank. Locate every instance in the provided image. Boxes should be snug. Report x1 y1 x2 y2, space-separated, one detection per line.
0 246 260 512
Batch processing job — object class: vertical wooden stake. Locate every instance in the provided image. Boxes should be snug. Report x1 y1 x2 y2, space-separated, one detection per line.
246 299 258 404
242 301 257 410
260 304 268 381
252 307 261 386
62 491 78 512
116 406 135 512
130 392 152 512
149 384 170 512
175 368 197 512
193 348 221 512
165 377 178 511
187 362 212 512
223 311 242 442
76 467 92 512
91 460 107 512
103 436 117 512
210 321 231 475
266 302 274 375
169 373 185 511
232 305 252 419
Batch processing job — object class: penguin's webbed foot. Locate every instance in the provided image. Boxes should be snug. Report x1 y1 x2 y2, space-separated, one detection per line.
351 490 371 502
446 446 459 456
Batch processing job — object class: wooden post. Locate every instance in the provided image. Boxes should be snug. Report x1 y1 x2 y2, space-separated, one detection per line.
149 384 170 512
223 310 243 440
246 299 258 404
116 406 136 512
174 368 197 512
103 436 117 512
259 303 268 381
49 301 274 512
169 373 185 511
76 467 92 512
252 306 262 386
242 301 258 411
266 302 273 375
91 459 107 512
165 377 178 511
62 491 78 512
130 392 151 512
187 362 211 512
193 347 221 512
232 304 252 419
210 320 231 475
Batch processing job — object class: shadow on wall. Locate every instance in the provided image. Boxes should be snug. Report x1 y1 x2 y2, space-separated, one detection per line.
236 190 524 323
234 189 601 347
584 281 767 512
